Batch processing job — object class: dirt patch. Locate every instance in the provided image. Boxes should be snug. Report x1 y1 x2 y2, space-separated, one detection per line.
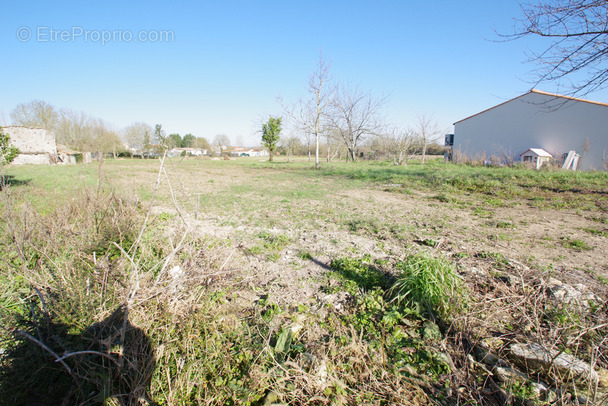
158 167 607 308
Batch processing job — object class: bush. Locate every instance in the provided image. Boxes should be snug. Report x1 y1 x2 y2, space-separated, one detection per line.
0 130 19 166
390 253 465 319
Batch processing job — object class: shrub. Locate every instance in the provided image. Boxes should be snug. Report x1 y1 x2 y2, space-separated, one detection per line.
390 253 465 319
0 130 19 166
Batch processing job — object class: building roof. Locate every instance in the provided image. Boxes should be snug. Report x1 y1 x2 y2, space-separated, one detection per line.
520 148 553 158
454 89 608 125
170 147 202 151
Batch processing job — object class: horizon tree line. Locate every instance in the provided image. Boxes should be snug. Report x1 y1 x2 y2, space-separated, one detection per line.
6 100 215 158
6 98 447 163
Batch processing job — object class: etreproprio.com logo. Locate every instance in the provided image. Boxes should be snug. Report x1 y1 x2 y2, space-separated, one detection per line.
17 26 174 45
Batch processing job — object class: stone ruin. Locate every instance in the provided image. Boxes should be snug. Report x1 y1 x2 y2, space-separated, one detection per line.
2 126 58 165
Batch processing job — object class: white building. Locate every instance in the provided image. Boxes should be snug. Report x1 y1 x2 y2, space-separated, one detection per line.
520 148 553 170
229 147 269 157
244 148 269 157
167 147 205 157
453 89 608 171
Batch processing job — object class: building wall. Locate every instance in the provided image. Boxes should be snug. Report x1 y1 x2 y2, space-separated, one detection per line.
13 154 54 165
2 126 58 165
454 92 608 171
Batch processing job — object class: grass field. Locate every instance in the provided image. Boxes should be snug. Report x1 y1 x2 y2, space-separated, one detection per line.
1 156 607 405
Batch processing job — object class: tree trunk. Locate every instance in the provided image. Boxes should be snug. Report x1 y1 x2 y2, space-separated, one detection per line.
348 148 356 162
315 134 320 169
421 142 427 164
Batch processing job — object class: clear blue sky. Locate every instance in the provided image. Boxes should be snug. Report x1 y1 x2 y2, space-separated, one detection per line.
2 1 607 146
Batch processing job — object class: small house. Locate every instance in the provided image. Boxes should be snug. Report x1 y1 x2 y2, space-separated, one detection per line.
520 148 552 169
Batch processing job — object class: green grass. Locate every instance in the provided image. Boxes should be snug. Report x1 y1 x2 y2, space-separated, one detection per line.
3 156 608 404
309 159 608 211
1 163 100 213
390 253 466 320
5 157 607 216
561 237 593 251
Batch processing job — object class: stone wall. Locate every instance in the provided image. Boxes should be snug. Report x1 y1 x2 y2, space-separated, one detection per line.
2 126 58 165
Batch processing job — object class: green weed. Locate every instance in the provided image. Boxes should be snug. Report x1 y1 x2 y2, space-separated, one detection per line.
431 193 462 204
246 231 292 258
561 237 593 251
329 257 389 292
543 304 580 327
296 250 313 260
494 220 515 229
334 286 451 380
257 231 291 250
580 227 607 237
476 251 509 269
346 218 381 235
390 254 466 320
589 216 608 224
473 207 494 218
417 238 439 248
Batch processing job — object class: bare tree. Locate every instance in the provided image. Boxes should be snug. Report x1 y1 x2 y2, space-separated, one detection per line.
280 133 301 162
508 0 608 96
385 127 416 165
278 56 333 169
415 115 443 164
300 130 313 162
122 122 152 157
213 134 231 155
95 127 124 158
328 84 385 162
55 109 95 151
10 100 59 130
324 128 342 162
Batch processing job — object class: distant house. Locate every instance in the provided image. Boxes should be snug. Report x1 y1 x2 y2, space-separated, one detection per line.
520 148 552 170
167 147 205 157
249 148 269 157
229 147 269 157
453 89 608 170
2 126 58 165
